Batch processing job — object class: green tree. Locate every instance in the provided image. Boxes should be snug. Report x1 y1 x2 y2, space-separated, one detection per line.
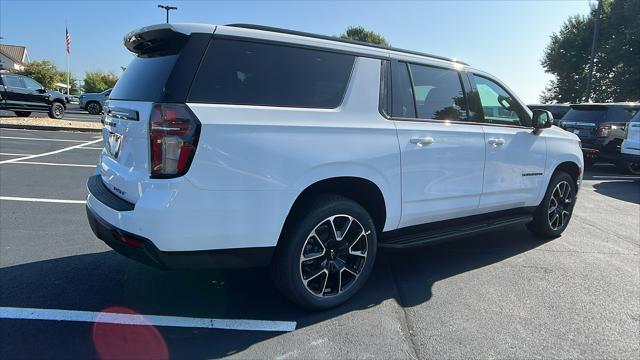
541 0 640 102
21 60 62 88
83 71 118 93
339 26 389 47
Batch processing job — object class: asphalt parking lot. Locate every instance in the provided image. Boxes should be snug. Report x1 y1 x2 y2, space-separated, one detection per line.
0 128 638 359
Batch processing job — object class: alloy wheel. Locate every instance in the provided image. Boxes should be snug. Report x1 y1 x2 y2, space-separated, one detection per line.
88 103 100 114
299 214 368 297
548 180 573 231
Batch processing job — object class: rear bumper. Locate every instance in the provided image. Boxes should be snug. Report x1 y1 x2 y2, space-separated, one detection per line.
85 175 275 269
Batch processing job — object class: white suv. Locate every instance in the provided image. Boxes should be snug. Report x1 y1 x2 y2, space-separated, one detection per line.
86 23 584 310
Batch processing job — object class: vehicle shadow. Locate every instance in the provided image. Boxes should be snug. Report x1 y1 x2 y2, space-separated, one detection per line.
0 226 543 359
591 181 640 204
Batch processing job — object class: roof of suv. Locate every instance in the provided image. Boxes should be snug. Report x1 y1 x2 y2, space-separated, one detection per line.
125 23 468 67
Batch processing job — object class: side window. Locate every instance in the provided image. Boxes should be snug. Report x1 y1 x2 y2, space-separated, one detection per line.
4 75 26 89
473 74 528 126
189 39 355 108
24 77 43 91
408 64 468 121
390 61 416 118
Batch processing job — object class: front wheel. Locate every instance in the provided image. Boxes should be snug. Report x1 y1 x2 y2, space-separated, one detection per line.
48 102 64 119
271 195 377 310
86 101 102 115
526 171 576 239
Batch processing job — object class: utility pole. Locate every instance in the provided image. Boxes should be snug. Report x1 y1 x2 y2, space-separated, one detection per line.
157 5 177 23
585 0 602 102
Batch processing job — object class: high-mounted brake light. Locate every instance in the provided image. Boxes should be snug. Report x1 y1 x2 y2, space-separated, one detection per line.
150 104 200 178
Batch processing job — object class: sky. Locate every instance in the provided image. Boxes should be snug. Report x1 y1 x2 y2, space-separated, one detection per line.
0 0 592 103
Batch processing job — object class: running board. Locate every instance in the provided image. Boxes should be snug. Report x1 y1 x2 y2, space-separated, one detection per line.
379 214 533 249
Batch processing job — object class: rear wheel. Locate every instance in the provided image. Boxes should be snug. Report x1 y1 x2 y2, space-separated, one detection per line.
14 111 31 117
271 195 377 310
86 101 102 115
526 171 576 239
617 159 640 175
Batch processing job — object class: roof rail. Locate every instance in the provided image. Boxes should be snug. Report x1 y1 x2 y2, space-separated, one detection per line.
225 23 468 66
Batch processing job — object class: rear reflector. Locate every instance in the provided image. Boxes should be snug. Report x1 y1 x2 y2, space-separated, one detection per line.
150 104 200 178
113 231 144 248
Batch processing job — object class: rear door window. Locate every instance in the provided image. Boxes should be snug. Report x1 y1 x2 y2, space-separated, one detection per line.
188 39 355 108
4 75 26 89
408 64 468 121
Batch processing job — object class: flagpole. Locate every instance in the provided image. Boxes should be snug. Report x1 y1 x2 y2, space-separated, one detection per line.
66 22 70 96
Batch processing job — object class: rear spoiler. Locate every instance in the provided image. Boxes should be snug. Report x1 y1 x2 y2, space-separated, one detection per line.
124 23 216 56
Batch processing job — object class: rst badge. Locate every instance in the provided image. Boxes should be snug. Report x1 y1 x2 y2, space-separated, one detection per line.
107 132 122 159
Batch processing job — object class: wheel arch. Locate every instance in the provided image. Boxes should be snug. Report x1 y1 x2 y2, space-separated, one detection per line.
52 98 66 108
279 177 388 242
553 161 581 189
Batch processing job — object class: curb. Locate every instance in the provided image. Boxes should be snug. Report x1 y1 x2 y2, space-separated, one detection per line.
0 124 102 133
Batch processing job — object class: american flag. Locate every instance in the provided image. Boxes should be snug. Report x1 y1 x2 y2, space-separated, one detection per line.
65 27 71 54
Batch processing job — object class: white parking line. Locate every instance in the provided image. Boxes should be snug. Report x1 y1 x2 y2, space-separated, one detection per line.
0 307 297 332
0 136 87 143
0 138 102 165
0 196 86 204
10 161 96 168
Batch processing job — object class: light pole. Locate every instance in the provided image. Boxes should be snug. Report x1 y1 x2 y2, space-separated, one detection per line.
585 0 602 102
157 5 177 23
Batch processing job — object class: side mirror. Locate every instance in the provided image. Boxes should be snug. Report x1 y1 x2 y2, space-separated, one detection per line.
36 88 47 94
532 109 553 131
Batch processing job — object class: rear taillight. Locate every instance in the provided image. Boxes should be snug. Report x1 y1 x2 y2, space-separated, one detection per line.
149 104 200 178
596 123 613 137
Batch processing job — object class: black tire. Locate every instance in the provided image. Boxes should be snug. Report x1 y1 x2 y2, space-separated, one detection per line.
14 111 31 117
48 102 64 119
526 171 576 239
271 195 377 310
86 101 102 115
616 159 640 175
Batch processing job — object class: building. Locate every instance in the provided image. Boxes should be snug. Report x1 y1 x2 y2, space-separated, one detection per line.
0 44 29 71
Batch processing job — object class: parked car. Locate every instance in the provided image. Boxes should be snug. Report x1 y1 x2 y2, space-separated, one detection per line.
0 73 66 119
560 103 640 174
527 104 571 125
66 94 80 104
86 23 584 310
79 88 111 115
621 112 640 174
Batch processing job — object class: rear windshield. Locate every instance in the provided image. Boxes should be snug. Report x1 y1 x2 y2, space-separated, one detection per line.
188 39 355 108
110 55 179 101
562 109 607 122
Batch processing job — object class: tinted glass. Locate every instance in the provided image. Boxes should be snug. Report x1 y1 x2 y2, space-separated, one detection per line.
391 62 416 118
408 64 467 121
189 39 355 108
562 109 607 122
110 55 178 101
4 75 25 88
24 77 43 90
473 75 527 126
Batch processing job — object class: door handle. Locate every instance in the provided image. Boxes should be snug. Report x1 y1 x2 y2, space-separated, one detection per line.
488 138 505 147
410 137 434 146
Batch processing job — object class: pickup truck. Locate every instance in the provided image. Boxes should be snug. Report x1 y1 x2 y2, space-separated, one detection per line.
0 72 66 119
